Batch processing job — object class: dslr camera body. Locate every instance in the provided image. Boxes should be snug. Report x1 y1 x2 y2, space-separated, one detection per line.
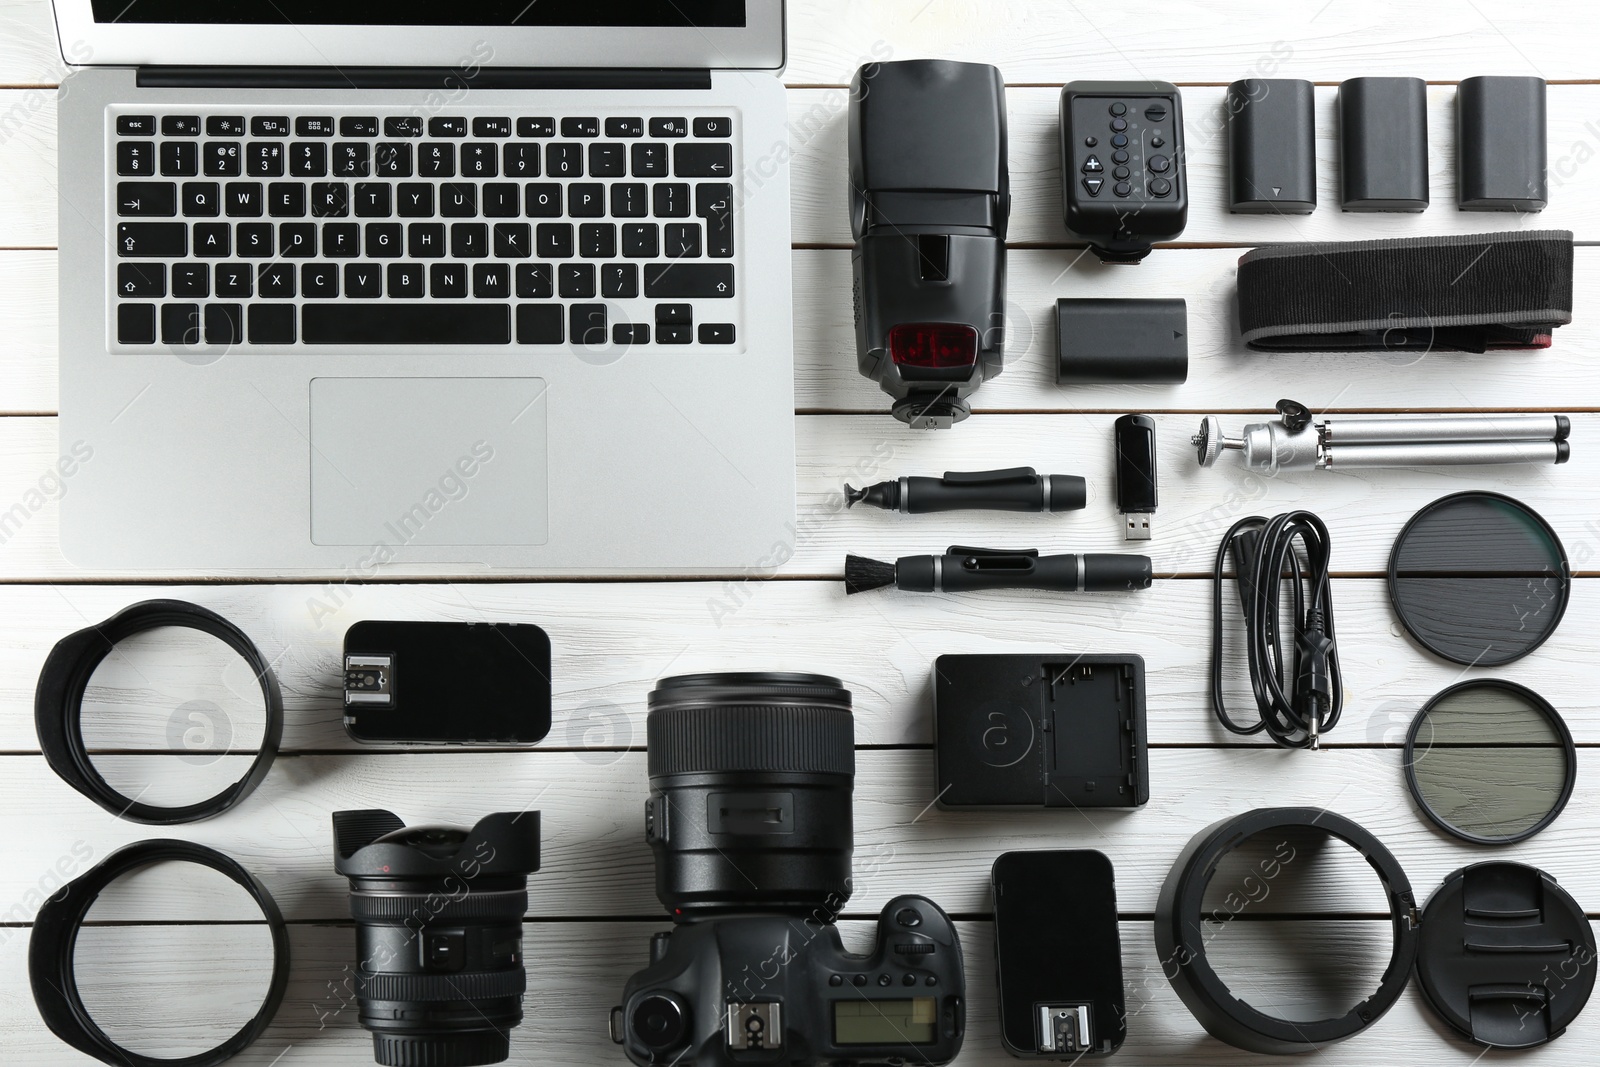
613 673 967 1066
617 897 964 1065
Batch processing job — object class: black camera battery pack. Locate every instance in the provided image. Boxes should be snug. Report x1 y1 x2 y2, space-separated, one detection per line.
933 654 1148 809
993 850 1126 1058
1457 75 1547 211
342 620 552 744
1339 77 1430 211
1226 78 1317 214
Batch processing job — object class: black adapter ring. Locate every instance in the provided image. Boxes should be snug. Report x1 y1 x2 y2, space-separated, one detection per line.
35 599 284 825
29 839 290 1067
1154 807 1419 1055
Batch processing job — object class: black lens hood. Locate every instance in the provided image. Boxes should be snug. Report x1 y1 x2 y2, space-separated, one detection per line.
29 839 290 1067
35 599 285 825
333 809 542 879
1154 807 1419 1055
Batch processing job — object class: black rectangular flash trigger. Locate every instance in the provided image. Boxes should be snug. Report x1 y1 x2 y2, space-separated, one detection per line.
342 620 552 744
993 850 1126 1058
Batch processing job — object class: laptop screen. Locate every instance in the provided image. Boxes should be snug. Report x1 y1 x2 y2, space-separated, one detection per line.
90 1 746 26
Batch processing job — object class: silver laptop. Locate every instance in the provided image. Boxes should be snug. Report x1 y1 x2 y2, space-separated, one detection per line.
53 1 795 575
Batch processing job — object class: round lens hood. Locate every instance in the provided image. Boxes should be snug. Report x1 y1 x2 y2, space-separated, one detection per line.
1154 808 1419 1055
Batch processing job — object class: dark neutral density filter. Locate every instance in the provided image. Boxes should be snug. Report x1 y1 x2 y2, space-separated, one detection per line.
1388 492 1569 666
1405 680 1576 845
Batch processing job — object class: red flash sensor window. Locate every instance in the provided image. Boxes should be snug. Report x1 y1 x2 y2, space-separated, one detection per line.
889 323 979 369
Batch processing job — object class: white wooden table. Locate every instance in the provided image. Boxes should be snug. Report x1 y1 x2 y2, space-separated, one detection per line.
2 1 1598 1063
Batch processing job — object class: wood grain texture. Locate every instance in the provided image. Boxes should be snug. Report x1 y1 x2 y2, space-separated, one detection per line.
0 413 1596 577
6 84 1600 249
0 747 1593 920
4 245 1597 416
4 917 1582 1066
2 0 1597 86
0 578 1592 751
4 2 1599 1063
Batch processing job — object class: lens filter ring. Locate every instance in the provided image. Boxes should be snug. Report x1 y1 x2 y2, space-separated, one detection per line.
33 599 285 825
1154 807 1419 1055
1404 680 1576 846
28 839 289 1067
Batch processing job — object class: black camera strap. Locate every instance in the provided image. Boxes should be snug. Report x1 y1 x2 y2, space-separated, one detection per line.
1237 230 1574 352
29 839 290 1067
34 599 285 825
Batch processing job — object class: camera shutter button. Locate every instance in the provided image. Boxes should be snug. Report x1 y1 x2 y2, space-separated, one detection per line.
895 906 922 927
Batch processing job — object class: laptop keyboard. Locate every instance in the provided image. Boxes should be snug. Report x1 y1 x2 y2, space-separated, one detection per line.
108 110 740 349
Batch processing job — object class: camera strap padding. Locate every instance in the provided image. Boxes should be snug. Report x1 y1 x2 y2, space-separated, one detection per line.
1237 230 1574 353
34 599 285 825
29 839 290 1067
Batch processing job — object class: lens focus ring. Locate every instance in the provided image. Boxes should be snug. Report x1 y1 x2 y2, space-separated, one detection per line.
355 969 527 1003
648 673 854 778
348 889 529 925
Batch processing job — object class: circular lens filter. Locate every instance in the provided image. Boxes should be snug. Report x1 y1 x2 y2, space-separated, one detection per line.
1388 492 1569 667
1404 680 1576 845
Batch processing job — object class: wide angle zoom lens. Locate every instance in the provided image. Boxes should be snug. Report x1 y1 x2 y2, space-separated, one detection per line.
646 672 856 918
332 811 540 1067
349 877 529 1067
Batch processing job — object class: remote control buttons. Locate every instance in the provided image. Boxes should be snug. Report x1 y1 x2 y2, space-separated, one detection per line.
1112 166 1130 180
1082 178 1104 196
1112 149 1129 164
1146 103 1168 121
1150 154 1171 173
1084 135 1098 147
1114 181 1132 197
1082 155 1103 173
1110 117 1128 132
1151 178 1172 196
1111 133 1129 148
1110 102 1127 116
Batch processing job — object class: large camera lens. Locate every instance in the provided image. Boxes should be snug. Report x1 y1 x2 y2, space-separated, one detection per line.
646 672 855 918
331 809 540 1067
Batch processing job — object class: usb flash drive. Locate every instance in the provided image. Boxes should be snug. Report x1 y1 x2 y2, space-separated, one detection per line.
1114 414 1158 540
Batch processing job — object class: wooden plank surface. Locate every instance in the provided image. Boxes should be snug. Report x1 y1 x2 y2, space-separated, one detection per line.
4 1 1599 1064
4 918 1578 1065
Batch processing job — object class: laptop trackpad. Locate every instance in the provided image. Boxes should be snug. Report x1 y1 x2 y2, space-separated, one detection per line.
309 377 548 547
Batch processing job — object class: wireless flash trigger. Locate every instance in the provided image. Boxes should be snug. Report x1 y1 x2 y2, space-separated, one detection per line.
850 60 1009 428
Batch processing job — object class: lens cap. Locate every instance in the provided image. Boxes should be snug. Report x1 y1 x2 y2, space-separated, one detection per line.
1415 863 1595 1048
1388 492 1569 666
1404 680 1575 845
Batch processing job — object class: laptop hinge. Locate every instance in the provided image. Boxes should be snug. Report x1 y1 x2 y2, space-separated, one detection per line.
136 66 713 91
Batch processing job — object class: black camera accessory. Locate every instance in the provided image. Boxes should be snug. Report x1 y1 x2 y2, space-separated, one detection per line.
845 547 1153 596
1415 862 1595 1048
1226 78 1317 214
845 469 1087 514
1389 491 1570 667
1196 399 1571 472
1155 808 1419 1054
850 59 1009 428
1405 680 1576 845
342 620 552 744
1114 414 1158 540
1054 297 1188 384
1236 230 1575 352
333 808 542 1067
622 672 966 1066
1458 76 1547 211
30 839 289 1067
933 654 1148 810
992 851 1126 1058
1061 81 1187 262
1338 76 1429 211
1159 811 1596 1053
34 598 284 825
1210 511 1341 750
645 673 855 918
613 895 967 1067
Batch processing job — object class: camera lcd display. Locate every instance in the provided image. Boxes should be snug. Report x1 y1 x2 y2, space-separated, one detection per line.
833 997 937 1045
